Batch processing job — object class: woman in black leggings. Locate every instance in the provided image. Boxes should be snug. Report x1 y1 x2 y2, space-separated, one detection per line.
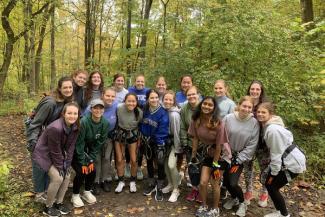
257 102 306 217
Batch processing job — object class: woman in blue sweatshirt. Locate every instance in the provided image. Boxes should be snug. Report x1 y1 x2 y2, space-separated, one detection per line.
140 89 169 202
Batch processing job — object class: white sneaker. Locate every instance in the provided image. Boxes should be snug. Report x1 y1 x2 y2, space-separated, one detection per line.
71 194 84 208
162 184 173 194
115 181 125 193
130 181 137 193
223 198 239 210
168 189 180 203
264 211 291 217
137 167 144 180
206 208 220 217
81 191 96 204
236 202 247 217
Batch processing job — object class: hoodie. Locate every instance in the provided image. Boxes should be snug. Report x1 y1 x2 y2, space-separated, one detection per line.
223 112 259 164
216 96 236 119
167 106 182 153
263 116 306 176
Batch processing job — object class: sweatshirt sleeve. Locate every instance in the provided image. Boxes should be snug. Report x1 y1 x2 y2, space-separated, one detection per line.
237 120 259 164
180 108 188 147
264 125 286 176
155 112 169 146
88 120 109 161
47 127 64 170
228 100 236 114
170 112 182 153
26 100 56 144
75 120 87 165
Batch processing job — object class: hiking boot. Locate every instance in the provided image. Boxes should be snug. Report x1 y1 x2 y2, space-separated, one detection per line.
115 181 125 193
168 189 180 203
143 179 156 196
43 206 61 217
162 184 173 194
102 181 111 192
223 198 239 210
124 164 131 178
155 186 163 201
195 205 208 217
258 193 268 208
186 188 199 201
206 208 220 217
81 191 96 204
71 194 84 208
130 181 137 193
92 182 101 195
244 191 253 205
54 203 70 215
137 167 144 180
236 202 247 217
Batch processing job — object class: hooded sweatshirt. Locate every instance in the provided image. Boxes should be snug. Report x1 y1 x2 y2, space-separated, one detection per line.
223 112 259 164
216 96 236 119
167 106 182 153
263 116 306 176
180 102 197 148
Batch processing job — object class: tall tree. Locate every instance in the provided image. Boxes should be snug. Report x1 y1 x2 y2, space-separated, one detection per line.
50 3 56 90
126 0 132 85
300 0 314 23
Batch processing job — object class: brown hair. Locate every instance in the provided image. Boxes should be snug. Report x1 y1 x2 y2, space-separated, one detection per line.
85 71 104 103
257 102 275 115
162 90 176 107
72 69 88 78
238 96 254 106
52 76 74 102
185 85 199 96
113 73 125 82
61 102 80 129
156 76 166 84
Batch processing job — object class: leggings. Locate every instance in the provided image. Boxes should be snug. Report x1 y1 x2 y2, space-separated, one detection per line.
265 171 298 216
146 144 165 181
72 162 96 194
224 164 244 203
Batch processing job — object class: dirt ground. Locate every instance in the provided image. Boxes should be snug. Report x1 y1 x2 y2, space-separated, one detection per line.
0 115 324 217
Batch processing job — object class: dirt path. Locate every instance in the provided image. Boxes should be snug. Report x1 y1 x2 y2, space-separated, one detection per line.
0 115 324 217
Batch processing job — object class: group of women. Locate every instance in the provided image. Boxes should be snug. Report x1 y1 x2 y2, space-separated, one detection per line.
25 71 306 217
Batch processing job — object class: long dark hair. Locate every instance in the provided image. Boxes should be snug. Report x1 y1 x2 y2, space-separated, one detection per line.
143 89 160 112
124 93 140 121
52 76 74 102
61 102 81 130
85 71 104 103
246 80 266 105
192 96 221 129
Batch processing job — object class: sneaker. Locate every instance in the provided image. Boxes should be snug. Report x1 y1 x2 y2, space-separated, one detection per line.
196 192 203 203
244 191 253 205
223 198 239 210
258 193 268 208
196 205 208 217
178 171 184 185
186 188 199 201
54 203 70 215
206 208 220 217
124 164 131 178
102 181 111 192
264 211 281 217
115 181 125 193
81 191 96 204
43 206 61 217
130 181 137 193
137 167 144 180
168 189 180 203
143 183 156 196
35 192 47 204
71 194 84 208
155 186 163 201
162 184 173 194
92 182 101 195
220 186 228 200
236 202 247 217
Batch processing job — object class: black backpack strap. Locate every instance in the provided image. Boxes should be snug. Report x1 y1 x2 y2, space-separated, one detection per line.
281 144 296 168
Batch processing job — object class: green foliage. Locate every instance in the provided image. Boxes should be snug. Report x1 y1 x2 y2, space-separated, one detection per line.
0 162 11 196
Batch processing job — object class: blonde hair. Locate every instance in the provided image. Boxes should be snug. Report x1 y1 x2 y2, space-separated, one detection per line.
162 90 176 106
215 79 231 98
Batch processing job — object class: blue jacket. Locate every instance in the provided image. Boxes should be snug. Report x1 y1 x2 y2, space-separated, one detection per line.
128 86 150 109
176 91 187 107
140 104 169 146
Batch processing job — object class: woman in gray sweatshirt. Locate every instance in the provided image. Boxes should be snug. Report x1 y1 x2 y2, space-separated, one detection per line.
222 96 259 217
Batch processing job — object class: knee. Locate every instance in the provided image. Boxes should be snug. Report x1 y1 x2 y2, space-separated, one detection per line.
200 179 209 187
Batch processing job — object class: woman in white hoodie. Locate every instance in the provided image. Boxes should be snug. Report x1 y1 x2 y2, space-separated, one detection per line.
257 102 306 217
222 96 259 217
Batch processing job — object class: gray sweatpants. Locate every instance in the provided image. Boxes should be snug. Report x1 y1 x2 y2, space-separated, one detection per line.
95 138 115 183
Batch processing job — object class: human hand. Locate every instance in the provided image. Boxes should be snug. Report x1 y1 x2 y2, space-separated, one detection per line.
82 166 88 174
88 163 94 173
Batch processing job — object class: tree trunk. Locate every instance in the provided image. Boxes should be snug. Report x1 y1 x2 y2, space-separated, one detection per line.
22 0 31 83
85 0 91 66
50 4 56 90
126 0 132 86
160 0 169 49
300 0 314 23
29 23 36 96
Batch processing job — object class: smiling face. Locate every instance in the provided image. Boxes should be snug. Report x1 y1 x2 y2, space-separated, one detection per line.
63 105 79 126
125 94 137 111
156 78 167 95
238 100 253 119
249 83 262 99
91 105 105 120
186 87 199 107
135 75 145 90
214 81 227 97
201 98 215 115
60 81 73 98
114 76 125 90
73 72 87 87
102 89 116 106
91 72 102 89
148 92 159 108
257 107 272 124
181 76 193 92
163 93 174 110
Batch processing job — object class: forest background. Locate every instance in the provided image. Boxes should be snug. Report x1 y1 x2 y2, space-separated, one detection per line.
0 0 324 215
